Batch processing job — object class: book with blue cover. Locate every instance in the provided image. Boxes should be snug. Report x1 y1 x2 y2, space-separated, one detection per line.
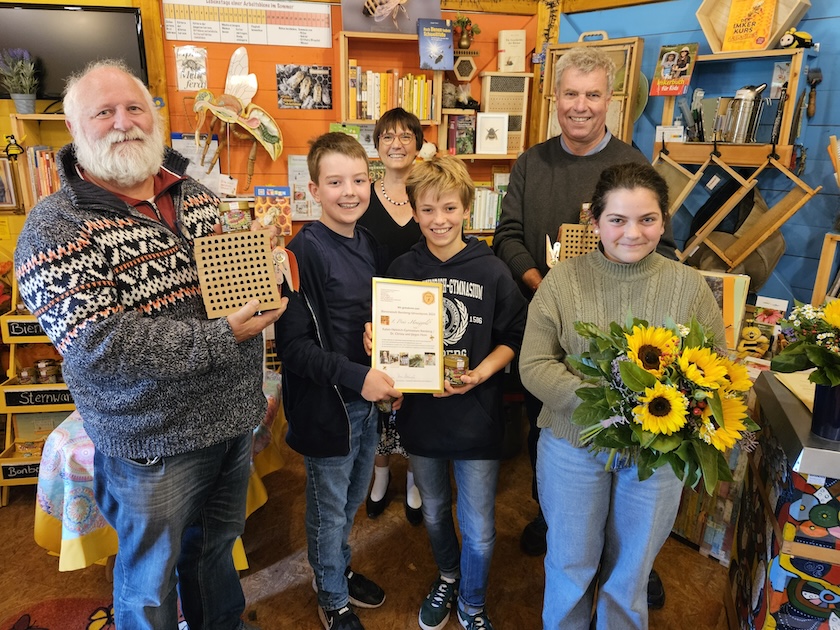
417 19 454 71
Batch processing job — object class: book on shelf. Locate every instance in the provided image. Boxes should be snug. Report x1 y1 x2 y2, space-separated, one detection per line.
497 30 526 73
348 58 358 118
454 114 476 155
649 43 698 97
697 269 750 350
722 0 775 51
26 145 59 203
253 186 292 237
417 18 454 72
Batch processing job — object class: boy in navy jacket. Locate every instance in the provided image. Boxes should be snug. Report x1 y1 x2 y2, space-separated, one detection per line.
276 132 402 630
388 156 527 630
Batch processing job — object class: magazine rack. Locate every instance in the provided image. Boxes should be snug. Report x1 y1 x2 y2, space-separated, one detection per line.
699 155 821 270
651 149 711 217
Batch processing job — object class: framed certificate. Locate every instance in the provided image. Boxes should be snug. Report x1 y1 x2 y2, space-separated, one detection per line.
372 277 444 394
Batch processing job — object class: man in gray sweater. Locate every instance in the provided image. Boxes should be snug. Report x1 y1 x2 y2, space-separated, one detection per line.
493 46 675 608
14 61 285 629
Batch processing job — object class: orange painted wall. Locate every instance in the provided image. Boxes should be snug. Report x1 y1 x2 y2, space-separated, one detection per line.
162 8 539 197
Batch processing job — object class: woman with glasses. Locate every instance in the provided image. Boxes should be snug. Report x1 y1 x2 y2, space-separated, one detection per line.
359 107 425 525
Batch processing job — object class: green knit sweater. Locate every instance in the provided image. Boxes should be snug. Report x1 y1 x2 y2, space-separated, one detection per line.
519 249 726 448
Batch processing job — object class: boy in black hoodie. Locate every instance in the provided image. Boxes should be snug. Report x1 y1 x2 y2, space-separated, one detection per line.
389 156 527 630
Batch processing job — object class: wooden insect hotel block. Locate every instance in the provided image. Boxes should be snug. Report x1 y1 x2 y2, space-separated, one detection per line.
194 231 283 318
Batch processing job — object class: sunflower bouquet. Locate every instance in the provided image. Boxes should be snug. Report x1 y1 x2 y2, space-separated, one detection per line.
567 315 758 495
771 300 840 386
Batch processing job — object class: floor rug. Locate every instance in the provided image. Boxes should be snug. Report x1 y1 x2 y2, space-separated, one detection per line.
1 599 191 630
2 599 114 630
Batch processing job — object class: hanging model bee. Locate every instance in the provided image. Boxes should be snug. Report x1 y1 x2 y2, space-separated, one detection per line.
363 0 409 30
193 47 282 190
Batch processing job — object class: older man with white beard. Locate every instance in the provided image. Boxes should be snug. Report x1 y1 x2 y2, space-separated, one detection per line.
14 60 285 630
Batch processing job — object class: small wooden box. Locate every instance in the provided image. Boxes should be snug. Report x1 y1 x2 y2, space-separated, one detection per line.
696 0 812 53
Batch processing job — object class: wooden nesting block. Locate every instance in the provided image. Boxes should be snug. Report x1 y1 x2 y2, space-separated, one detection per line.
559 223 599 261
194 231 283 318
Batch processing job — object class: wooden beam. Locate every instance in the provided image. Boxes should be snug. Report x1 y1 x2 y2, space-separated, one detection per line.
562 0 668 12
137 0 170 141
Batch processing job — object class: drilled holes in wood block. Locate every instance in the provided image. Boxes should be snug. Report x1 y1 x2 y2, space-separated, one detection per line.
559 224 600 261
195 231 283 319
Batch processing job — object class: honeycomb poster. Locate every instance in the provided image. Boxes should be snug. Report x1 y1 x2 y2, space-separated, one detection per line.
276 64 333 109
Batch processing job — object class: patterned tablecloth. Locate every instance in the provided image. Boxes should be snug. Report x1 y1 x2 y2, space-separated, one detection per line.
34 370 284 571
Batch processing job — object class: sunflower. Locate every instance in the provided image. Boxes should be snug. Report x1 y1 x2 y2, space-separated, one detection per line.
632 381 688 435
824 300 840 329
699 395 748 451
625 325 679 378
678 346 728 389
717 356 752 392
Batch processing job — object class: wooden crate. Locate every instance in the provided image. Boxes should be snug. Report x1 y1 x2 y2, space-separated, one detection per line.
696 0 812 53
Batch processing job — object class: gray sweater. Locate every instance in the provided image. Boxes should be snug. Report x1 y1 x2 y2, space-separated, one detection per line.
14 145 266 458
493 134 677 286
519 250 726 448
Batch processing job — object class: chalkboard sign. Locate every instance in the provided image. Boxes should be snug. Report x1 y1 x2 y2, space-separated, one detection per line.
5 320 46 338
1 460 40 481
2 387 74 409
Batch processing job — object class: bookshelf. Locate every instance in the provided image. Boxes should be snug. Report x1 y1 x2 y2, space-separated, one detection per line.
9 114 68 212
338 31 443 126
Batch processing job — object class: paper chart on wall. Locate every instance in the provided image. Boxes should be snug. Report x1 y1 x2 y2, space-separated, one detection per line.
171 134 222 196
162 0 332 48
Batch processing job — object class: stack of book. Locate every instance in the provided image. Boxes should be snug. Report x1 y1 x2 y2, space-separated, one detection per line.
25 146 59 204
465 172 508 232
447 114 476 155
348 60 435 121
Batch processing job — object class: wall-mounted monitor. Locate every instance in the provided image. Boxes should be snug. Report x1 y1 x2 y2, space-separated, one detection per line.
0 4 148 101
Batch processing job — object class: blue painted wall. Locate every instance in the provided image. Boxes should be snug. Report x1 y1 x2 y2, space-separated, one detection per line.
557 0 839 305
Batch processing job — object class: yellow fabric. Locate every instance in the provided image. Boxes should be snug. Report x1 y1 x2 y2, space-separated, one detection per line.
774 370 816 411
34 405 287 572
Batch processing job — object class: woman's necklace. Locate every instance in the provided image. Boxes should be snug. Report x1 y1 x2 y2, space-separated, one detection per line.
380 179 409 206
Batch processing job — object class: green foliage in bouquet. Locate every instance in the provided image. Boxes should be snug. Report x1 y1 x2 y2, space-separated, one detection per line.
567 314 758 495
771 300 840 387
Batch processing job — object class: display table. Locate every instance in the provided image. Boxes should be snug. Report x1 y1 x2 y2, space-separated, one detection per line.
33 371 284 572
729 371 840 629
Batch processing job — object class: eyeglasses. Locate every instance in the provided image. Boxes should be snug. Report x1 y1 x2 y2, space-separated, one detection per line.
379 133 415 145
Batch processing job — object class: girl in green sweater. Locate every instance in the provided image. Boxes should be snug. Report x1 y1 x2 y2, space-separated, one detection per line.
519 162 725 629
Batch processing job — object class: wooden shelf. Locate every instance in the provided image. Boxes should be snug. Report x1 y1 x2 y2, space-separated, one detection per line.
662 142 793 167
9 113 68 213
338 31 442 125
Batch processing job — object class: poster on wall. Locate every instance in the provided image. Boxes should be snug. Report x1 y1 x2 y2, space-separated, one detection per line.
341 0 441 34
174 46 208 91
277 65 333 109
287 154 322 221
163 0 332 48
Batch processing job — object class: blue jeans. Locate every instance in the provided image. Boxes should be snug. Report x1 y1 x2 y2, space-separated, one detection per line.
537 430 682 630
94 431 252 630
305 399 379 610
410 455 499 614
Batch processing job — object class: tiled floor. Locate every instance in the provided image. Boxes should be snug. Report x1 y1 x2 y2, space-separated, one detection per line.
0 419 731 629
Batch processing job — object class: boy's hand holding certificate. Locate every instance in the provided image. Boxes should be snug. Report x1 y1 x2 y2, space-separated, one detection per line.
371 278 445 394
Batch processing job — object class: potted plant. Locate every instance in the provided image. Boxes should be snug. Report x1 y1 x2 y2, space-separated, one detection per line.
453 15 480 50
0 48 38 114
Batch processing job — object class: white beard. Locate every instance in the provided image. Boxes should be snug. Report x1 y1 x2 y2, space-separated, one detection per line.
74 124 165 189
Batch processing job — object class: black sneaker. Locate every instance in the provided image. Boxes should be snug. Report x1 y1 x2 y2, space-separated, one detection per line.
319 605 364 630
419 576 459 630
520 510 547 556
456 607 495 630
345 567 385 608
648 569 665 609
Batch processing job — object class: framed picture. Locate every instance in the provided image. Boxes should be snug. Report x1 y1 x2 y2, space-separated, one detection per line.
475 113 509 155
0 156 19 210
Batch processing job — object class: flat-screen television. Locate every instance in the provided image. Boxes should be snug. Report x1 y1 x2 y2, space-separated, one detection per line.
0 4 148 101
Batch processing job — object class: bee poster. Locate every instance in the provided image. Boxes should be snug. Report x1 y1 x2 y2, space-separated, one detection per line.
341 0 441 34
276 65 333 110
